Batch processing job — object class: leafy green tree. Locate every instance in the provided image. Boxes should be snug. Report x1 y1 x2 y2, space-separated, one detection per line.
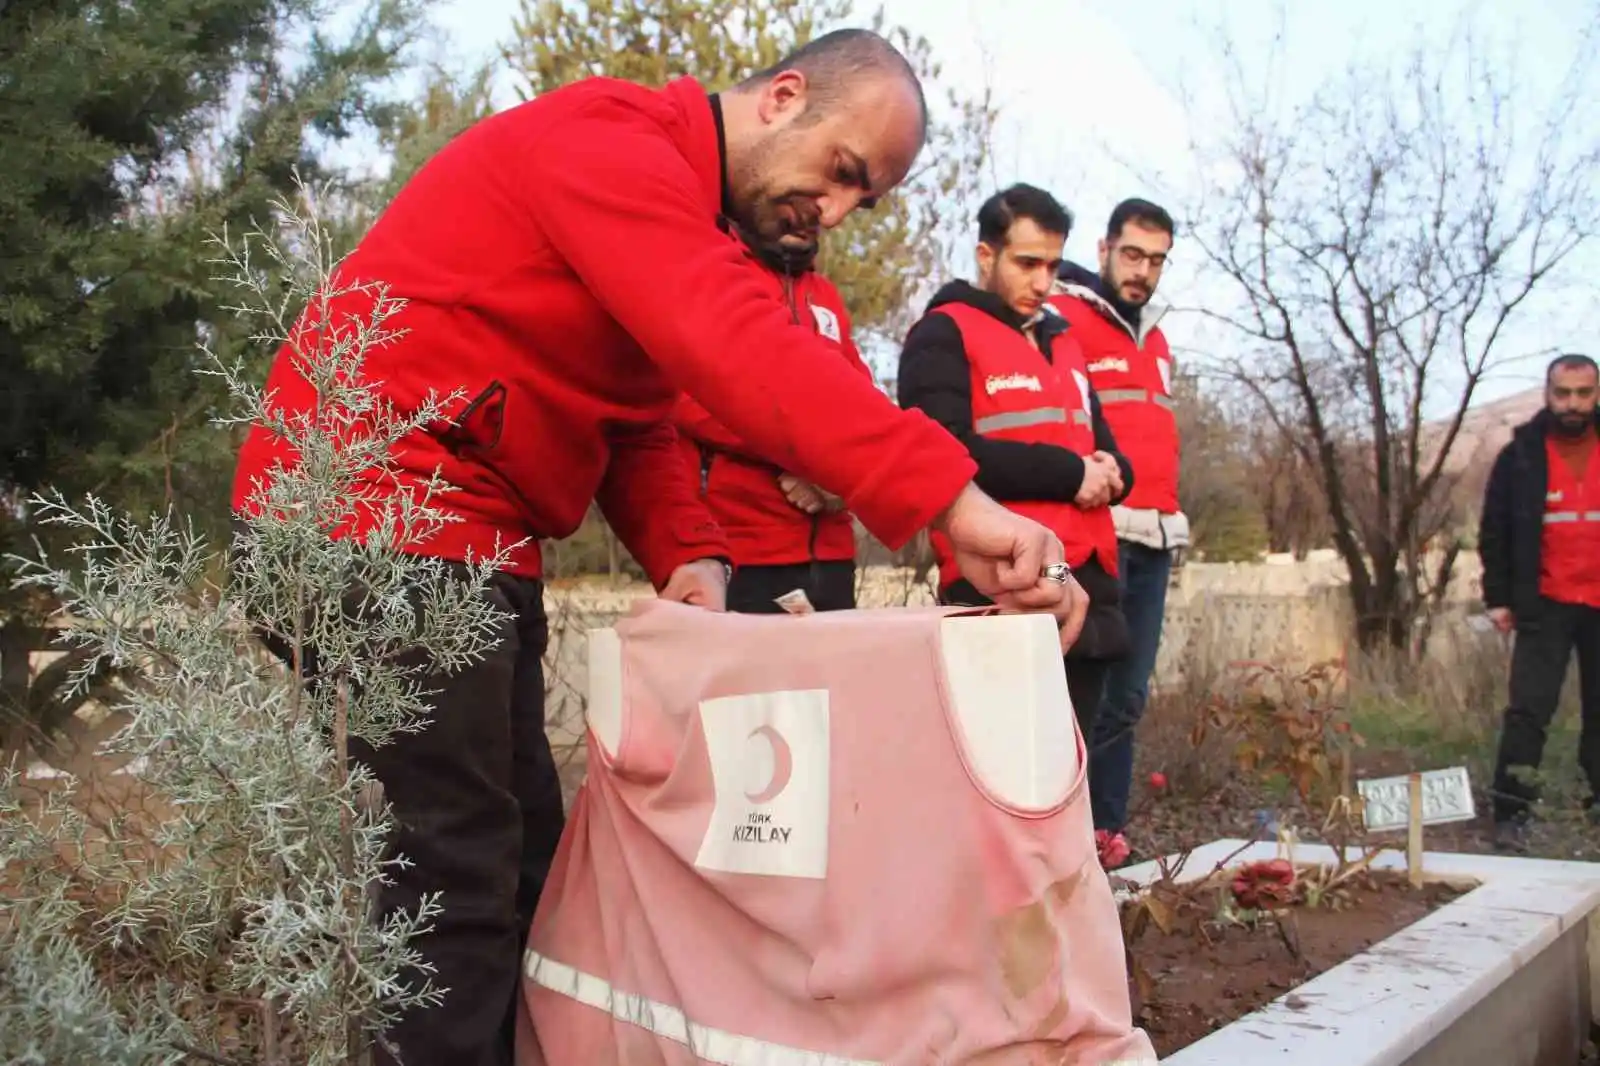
0 0 424 757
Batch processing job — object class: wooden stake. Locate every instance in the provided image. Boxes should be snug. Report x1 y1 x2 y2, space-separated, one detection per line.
1407 772 1424 888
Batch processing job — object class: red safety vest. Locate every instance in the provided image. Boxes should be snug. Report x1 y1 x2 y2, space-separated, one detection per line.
1047 292 1180 514
1541 437 1600 608
927 303 1119 591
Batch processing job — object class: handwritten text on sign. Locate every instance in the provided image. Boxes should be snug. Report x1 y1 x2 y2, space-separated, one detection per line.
1357 767 1476 834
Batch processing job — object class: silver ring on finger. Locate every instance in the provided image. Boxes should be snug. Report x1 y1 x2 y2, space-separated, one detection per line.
1043 562 1073 585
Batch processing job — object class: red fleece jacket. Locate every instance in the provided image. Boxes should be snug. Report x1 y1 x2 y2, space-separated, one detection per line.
231 75 974 587
671 261 866 567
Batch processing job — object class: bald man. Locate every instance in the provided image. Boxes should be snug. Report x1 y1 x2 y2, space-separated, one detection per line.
234 28 1087 1066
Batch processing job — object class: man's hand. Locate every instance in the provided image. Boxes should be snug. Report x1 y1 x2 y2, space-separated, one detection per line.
1047 573 1090 652
1076 453 1120 509
1488 607 1514 634
1091 451 1125 498
660 558 728 611
933 483 1090 649
778 473 845 515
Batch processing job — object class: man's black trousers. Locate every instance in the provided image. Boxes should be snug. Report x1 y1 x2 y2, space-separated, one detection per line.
726 560 857 614
1491 599 1600 823
262 569 562 1066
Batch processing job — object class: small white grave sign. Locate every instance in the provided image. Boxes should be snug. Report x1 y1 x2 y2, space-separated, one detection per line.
1357 766 1476 834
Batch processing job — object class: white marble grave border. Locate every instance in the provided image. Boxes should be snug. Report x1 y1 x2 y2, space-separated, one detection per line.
1113 838 1600 1066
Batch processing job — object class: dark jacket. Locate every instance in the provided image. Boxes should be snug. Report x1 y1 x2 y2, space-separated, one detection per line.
897 280 1133 660
896 280 1134 507
1479 409 1598 623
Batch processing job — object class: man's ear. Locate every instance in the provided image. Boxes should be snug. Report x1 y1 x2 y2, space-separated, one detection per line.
757 69 808 125
975 241 997 285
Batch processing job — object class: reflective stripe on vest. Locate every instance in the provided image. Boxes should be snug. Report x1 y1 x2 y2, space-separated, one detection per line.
1097 387 1174 411
1544 510 1600 524
922 303 1119 581
526 948 880 1066
973 406 1090 433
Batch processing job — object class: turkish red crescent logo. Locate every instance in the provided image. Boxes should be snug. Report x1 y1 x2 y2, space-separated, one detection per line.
744 724 794 804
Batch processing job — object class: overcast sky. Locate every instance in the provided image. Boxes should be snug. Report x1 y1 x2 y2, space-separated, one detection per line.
376 0 1598 412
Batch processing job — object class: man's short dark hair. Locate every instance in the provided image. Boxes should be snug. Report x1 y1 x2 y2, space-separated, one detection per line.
1547 352 1599 383
977 184 1073 247
1106 198 1176 242
739 29 928 137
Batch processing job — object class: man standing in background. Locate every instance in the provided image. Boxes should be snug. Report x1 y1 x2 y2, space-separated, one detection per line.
898 183 1133 745
1050 198 1186 864
1480 353 1600 851
673 233 866 614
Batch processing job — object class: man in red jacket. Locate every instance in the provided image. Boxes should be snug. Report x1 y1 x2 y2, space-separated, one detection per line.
672 235 866 614
897 182 1134 753
233 29 1087 1066
1050 198 1185 863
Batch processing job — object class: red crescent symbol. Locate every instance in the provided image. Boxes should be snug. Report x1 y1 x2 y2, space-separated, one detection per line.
744 724 793 804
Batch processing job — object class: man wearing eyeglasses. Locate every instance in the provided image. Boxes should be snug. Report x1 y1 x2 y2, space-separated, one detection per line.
1048 198 1185 868
1480 353 1600 851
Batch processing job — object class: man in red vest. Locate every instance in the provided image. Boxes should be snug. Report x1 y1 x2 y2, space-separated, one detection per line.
1049 198 1185 863
1480 353 1600 851
897 182 1133 752
232 31 1088 1066
672 230 865 614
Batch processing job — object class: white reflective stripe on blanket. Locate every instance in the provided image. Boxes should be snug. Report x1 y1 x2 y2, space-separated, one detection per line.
524 949 880 1065
523 948 1159 1066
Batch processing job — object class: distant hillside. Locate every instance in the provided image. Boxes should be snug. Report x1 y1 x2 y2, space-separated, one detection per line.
1428 386 1543 476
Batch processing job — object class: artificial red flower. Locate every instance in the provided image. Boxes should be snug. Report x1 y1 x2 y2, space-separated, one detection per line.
1230 858 1297 909
1095 829 1132 869
1148 771 1168 791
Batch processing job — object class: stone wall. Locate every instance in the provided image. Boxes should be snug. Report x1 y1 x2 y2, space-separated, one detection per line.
537 551 1495 752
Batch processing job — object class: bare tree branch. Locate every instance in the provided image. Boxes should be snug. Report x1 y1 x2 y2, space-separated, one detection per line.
1180 14 1599 649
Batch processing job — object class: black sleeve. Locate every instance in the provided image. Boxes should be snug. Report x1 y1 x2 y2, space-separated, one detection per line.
1090 388 1135 506
1478 444 1515 610
897 314 1087 503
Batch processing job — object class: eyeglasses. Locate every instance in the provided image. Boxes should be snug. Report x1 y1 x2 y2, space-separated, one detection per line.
1116 245 1170 270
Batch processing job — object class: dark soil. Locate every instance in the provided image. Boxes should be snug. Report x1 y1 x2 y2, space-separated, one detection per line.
1126 871 1465 1057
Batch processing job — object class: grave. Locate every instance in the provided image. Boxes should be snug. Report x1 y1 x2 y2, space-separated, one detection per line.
1114 838 1600 1065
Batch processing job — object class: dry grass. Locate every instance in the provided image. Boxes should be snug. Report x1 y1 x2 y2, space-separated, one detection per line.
1130 601 1600 861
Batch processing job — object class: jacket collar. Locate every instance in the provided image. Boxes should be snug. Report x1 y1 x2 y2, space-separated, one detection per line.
1051 261 1170 346
675 79 819 279
1517 407 1600 444
662 77 724 221
926 280 1068 356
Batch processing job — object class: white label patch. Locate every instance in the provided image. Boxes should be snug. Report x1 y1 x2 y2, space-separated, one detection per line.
1156 357 1172 395
695 689 830 879
984 373 1043 396
1088 357 1129 375
1071 369 1092 418
810 304 841 342
1549 490 1565 502
773 589 815 615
